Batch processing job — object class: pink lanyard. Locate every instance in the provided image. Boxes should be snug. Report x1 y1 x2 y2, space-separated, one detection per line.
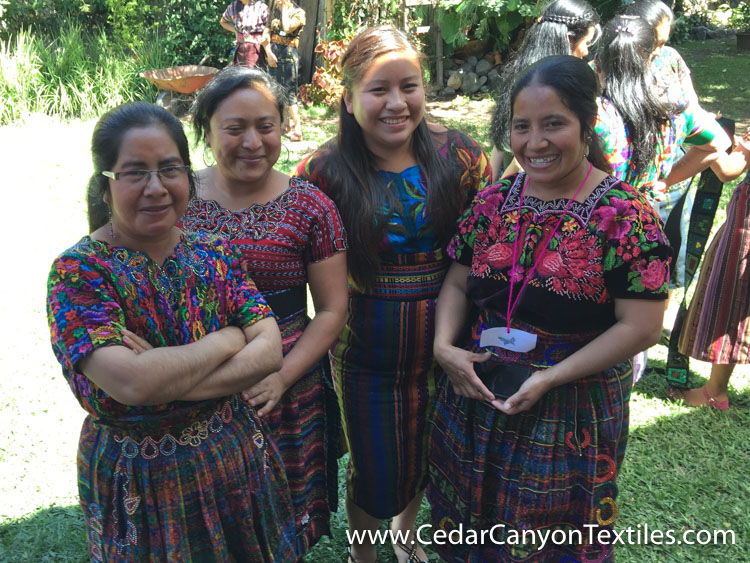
506 163 593 332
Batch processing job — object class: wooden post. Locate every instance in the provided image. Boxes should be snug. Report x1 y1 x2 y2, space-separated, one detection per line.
404 1 444 89
297 0 324 84
435 19 443 89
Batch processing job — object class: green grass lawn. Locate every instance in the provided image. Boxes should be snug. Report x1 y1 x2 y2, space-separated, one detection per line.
2 39 749 561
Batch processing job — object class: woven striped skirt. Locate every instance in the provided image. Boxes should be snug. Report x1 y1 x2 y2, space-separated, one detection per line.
679 179 750 363
262 312 337 555
427 317 631 562
332 251 447 518
78 396 297 562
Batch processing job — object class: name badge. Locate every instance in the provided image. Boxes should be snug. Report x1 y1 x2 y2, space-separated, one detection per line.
479 327 537 353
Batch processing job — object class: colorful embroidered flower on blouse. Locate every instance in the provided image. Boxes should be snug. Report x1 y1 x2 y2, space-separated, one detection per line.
636 258 669 291
597 197 637 240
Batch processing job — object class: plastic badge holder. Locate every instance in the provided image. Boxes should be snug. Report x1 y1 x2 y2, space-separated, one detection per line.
475 361 534 400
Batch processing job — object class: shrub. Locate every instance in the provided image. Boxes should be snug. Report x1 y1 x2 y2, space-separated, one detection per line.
160 0 235 67
299 37 348 108
0 0 109 40
0 22 173 123
437 0 538 53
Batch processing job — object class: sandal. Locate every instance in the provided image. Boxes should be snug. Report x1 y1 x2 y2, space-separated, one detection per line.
288 130 303 142
667 386 729 411
392 540 428 563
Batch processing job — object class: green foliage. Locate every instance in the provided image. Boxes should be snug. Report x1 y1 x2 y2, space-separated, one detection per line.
0 23 172 124
728 1 750 31
671 12 706 44
438 0 538 52
0 0 109 39
299 37 349 108
160 0 234 67
327 0 400 41
106 0 160 50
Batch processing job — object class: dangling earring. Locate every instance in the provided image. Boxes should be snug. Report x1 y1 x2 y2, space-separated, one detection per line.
203 146 215 167
106 204 116 239
584 136 592 159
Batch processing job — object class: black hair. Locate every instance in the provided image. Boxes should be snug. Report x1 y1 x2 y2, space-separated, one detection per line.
597 15 677 177
312 25 460 290
86 102 195 232
490 0 601 149
191 65 287 146
510 55 610 173
623 0 674 28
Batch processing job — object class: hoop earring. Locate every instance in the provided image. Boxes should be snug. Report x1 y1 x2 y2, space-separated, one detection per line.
203 146 215 167
282 143 290 165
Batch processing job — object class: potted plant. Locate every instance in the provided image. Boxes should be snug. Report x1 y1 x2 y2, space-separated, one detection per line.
728 1 750 50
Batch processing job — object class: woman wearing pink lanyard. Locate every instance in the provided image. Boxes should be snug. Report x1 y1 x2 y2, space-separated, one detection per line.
427 56 671 562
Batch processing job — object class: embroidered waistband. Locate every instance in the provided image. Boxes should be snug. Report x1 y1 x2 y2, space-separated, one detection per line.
97 397 265 459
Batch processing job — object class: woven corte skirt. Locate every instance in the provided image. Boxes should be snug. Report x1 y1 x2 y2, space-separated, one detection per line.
679 179 750 364
263 313 337 555
332 251 446 518
427 319 631 562
78 396 297 562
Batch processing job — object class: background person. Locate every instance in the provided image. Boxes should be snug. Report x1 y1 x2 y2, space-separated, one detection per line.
428 56 671 562
267 0 306 141
182 65 348 555
296 25 491 563
489 0 602 181
46 102 297 561
593 14 730 380
674 127 750 410
624 0 711 294
594 15 729 202
221 0 270 68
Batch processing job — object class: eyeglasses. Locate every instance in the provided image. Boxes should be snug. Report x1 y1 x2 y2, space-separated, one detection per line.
102 165 190 186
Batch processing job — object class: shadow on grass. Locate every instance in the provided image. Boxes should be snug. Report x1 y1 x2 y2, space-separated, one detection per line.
634 356 750 409
618 392 750 562
0 505 87 563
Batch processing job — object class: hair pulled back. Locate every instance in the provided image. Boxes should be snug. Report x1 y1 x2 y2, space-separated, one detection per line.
623 0 674 28
490 0 600 150
510 55 610 173
191 65 287 146
597 15 677 178
86 102 195 232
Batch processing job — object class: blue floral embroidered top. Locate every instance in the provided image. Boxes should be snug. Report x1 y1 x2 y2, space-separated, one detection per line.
46 231 272 420
298 129 493 260
450 173 672 341
377 165 438 254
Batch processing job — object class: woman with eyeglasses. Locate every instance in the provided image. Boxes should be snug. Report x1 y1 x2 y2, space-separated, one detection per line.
489 0 602 181
46 102 298 561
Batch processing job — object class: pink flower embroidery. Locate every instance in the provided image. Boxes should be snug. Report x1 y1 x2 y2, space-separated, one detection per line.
487 242 514 269
638 259 668 290
597 197 637 240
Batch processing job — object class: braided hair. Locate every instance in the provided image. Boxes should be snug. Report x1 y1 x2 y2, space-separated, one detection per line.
490 0 601 150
